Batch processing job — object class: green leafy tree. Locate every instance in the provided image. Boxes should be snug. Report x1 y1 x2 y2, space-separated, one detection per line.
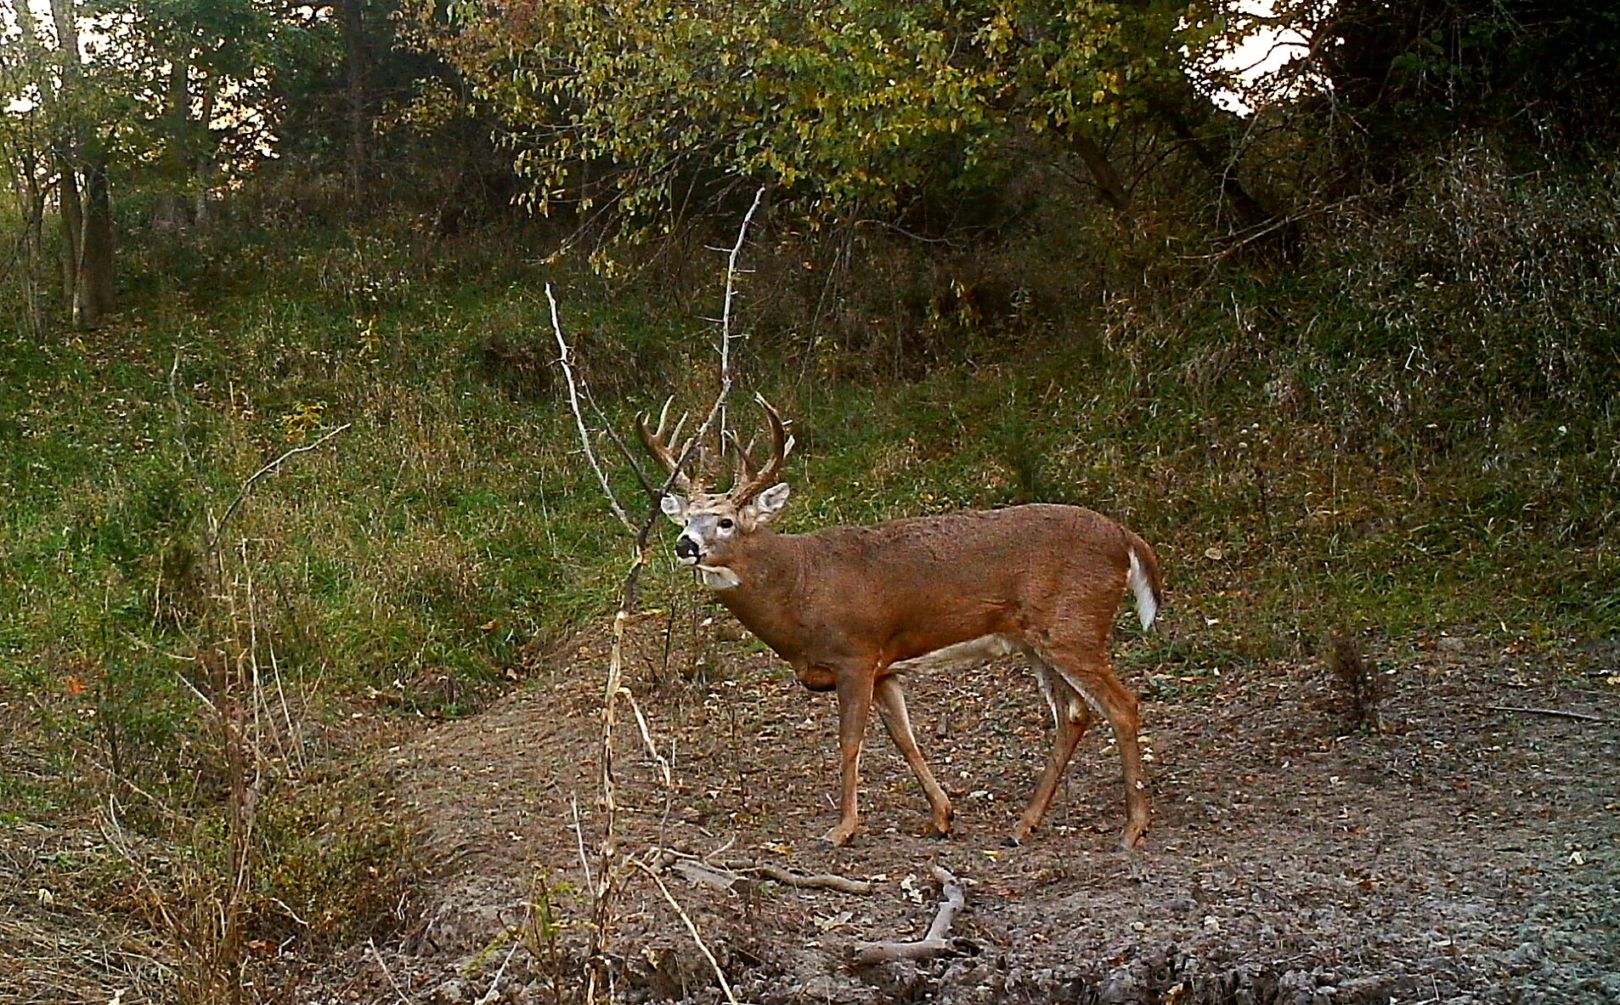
411 0 1271 259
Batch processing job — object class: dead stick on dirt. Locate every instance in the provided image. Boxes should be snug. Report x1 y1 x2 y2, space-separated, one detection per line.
851 866 967 966
474 936 521 1005
569 794 595 893
724 860 873 895
366 938 412 1004
1487 705 1606 723
632 858 741 1005
623 690 676 847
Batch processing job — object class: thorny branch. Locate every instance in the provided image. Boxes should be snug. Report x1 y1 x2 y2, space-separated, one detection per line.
561 185 768 1002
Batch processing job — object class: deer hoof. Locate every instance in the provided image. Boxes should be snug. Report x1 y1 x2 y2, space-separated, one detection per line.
821 823 858 847
1119 822 1150 852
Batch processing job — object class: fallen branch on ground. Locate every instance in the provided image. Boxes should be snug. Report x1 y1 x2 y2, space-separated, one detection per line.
727 860 873 895
1487 705 1605 723
851 866 968 965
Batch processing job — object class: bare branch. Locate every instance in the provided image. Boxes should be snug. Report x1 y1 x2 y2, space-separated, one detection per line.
724 860 874 895
366 938 413 1005
580 188 771 991
1487 705 1606 723
716 186 766 445
631 857 740 1005
208 422 350 553
546 283 636 532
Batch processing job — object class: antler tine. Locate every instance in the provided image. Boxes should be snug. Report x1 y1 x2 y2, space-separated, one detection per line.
638 396 696 493
725 429 761 488
730 393 796 503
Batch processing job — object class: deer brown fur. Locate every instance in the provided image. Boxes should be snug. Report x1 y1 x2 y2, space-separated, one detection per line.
642 396 1165 849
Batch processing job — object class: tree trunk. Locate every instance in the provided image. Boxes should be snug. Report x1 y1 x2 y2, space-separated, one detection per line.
78 143 115 324
1151 95 1274 234
43 0 116 323
1072 134 1132 213
341 0 371 204
58 166 85 320
8 140 50 339
154 53 193 232
193 77 221 229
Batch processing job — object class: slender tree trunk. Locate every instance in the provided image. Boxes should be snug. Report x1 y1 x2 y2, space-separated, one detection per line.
78 143 115 323
58 165 84 320
154 54 193 232
1151 95 1273 233
341 0 371 204
193 78 221 229
8 139 50 339
47 0 114 323
1072 134 1132 213
11 0 78 319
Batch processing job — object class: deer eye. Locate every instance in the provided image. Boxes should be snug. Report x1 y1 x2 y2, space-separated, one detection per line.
718 518 735 531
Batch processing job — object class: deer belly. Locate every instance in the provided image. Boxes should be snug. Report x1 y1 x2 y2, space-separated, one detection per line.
889 634 1020 675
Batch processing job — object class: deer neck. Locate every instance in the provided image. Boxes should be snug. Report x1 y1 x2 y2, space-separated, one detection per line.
709 530 811 660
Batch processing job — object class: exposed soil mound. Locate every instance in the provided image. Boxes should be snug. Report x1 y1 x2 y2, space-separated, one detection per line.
310 616 1619 1003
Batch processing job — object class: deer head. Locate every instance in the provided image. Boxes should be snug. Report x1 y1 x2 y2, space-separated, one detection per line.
638 394 796 587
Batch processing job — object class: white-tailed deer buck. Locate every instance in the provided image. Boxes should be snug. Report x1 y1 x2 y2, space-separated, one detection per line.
641 395 1164 849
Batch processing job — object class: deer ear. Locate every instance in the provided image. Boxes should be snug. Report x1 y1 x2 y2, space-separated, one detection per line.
752 482 791 523
660 492 688 524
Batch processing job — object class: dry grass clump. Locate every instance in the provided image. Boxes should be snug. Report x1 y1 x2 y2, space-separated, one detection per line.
1326 632 1386 735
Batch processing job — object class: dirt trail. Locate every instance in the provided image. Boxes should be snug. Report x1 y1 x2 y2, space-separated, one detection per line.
310 620 1619 1004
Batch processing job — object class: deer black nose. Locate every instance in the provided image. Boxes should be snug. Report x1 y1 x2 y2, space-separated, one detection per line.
675 537 700 560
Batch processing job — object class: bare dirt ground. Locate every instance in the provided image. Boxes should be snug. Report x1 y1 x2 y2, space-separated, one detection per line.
294 613 1619 1005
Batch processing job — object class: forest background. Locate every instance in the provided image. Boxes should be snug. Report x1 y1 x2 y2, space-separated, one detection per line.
1 1 1617 1001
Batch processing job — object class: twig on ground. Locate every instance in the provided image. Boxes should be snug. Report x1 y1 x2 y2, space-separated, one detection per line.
367 938 412 1004
631 857 740 1005
851 866 968 966
623 689 677 847
1487 705 1605 723
474 935 521 1005
723 860 873 895
569 794 594 894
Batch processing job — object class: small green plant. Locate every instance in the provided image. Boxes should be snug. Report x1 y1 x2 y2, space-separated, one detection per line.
522 870 587 1005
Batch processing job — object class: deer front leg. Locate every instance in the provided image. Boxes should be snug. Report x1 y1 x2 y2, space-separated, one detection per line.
823 666 876 846
874 675 953 837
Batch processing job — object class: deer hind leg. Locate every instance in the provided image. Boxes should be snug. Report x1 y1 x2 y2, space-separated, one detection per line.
823 665 877 846
1039 645 1150 850
1009 660 1095 845
874 674 953 837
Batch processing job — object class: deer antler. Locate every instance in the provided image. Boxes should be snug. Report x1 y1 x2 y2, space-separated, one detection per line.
729 394 795 503
638 397 702 494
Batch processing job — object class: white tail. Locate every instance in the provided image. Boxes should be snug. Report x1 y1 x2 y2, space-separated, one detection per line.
642 396 1166 849
1128 547 1159 630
